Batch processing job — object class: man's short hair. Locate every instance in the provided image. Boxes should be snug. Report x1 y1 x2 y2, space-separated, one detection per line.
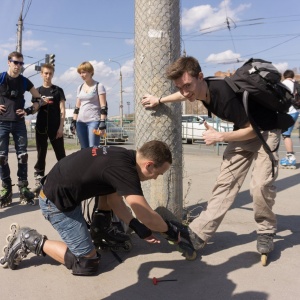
283 69 295 79
41 63 55 73
8 51 23 61
166 56 202 80
138 140 172 167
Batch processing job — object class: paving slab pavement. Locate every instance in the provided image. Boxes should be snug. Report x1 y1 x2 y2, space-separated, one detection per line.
0 142 299 300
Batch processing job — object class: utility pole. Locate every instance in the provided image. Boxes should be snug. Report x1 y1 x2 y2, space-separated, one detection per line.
16 5 24 53
134 0 182 218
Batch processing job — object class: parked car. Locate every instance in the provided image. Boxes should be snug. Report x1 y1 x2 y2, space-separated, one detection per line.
182 114 233 144
101 121 129 144
63 117 74 138
30 119 36 131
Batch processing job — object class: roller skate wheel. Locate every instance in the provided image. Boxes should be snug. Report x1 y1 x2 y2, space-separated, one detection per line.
261 254 267 266
185 251 197 261
10 223 20 232
6 234 13 243
2 245 8 255
0 257 8 268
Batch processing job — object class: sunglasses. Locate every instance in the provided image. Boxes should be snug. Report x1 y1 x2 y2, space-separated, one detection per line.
9 60 24 66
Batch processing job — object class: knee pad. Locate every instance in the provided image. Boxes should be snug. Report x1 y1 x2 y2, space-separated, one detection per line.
17 153 28 164
282 134 290 139
0 155 8 166
64 248 100 276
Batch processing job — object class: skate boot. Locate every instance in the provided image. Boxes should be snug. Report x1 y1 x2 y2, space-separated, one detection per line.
32 173 43 197
0 223 47 269
90 210 132 252
0 183 12 208
168 220 205 261
18 180 35 205
280 154 296 169
257 233 275 266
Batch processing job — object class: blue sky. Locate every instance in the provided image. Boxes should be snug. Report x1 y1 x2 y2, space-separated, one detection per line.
0 0 300 116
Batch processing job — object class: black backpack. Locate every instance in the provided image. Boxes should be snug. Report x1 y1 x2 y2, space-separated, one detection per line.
292 81 300 109
224 58 295 176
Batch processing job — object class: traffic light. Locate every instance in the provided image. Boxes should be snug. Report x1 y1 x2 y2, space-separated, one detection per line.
45 54 50 63
49 54 55 66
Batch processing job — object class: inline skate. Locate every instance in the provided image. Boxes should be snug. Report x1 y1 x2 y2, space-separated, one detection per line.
155 206 203 261
90 210 132 252
32 173 43 197
0 223 47 269
18 180 35 205
279 153 296 169
0 183 12 208
257 233 275 266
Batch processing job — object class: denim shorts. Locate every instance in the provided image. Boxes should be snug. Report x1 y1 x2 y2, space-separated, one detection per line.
282 112 299 136
39 190 94 257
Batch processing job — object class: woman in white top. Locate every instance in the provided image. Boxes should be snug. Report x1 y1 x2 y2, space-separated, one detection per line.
72 61 107 148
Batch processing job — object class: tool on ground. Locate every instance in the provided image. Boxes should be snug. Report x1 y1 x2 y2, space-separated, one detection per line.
152 277 177 285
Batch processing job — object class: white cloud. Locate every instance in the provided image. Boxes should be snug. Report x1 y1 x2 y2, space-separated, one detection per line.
206 49 241 64
82 42 91 46
182 0 251 32
125 39 134 45
273 62 289 73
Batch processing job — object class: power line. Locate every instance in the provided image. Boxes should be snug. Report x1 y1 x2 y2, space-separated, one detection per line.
24 22 133 35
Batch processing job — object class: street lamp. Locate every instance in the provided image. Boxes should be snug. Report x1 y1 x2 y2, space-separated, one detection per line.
109 59 123 128
127 101 130 117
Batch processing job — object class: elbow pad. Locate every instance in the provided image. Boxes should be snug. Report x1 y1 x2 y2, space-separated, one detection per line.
100 106 108 115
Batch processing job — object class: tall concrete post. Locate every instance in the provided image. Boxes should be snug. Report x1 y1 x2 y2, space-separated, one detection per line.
16 11 23 53
134 0 183 218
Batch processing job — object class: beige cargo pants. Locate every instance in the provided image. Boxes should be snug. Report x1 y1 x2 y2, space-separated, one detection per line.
189 129 281 242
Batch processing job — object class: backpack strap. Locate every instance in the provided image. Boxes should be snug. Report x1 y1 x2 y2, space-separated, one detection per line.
96 83 99 96
224 76 242 93
0 72 7 85
242 92 277 177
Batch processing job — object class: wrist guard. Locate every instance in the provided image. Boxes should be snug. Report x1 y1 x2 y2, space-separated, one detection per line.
129 218 152 239
70 120 76 134
32 97 41 103
162 220 179 242
24 106 34 115
98 119 106 130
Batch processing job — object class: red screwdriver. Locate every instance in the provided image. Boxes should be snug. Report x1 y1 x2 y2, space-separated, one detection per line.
152 277 178 285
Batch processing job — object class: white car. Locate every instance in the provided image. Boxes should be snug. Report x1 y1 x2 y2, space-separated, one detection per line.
64 117 74 138
182 114 233 144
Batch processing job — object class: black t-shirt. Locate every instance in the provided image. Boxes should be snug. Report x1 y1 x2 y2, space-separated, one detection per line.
204 78 280 130
0 73 34 121
34 85 66 134
43 146 143 211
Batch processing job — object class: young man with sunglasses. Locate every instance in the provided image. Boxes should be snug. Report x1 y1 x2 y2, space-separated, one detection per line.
0 51 48 207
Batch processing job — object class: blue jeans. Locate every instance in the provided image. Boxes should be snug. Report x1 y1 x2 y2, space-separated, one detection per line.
76 121 100 149
39 191 94 257
282 112 299 136
0 120 28 184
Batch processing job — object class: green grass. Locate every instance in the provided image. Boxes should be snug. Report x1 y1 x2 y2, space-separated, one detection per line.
26 139 81 151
